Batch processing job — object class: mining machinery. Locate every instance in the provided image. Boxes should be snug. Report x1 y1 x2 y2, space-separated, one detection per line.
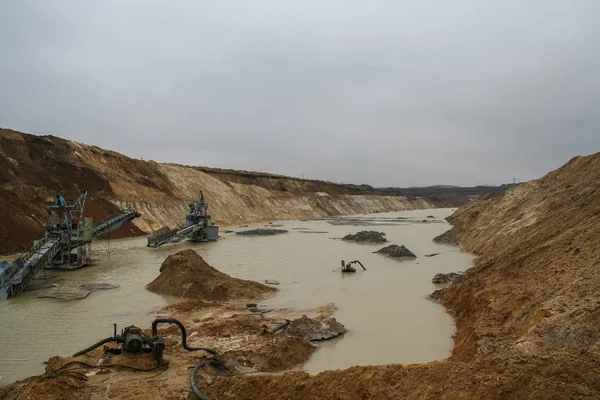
0 191 141 299
147 191 219 248
339 260 367 273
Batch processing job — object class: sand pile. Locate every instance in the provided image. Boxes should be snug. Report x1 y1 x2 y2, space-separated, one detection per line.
147 249 276 301
342 230 387 243
282 315 347 341
374 244 416 258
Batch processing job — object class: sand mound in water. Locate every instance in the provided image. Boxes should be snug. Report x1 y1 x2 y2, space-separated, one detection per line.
342 230 387 243
282 315 347 341
374 244 416 258
147 249 276 301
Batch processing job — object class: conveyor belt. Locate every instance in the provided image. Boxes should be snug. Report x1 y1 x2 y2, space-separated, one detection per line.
0 238 61 299
92 210 141 238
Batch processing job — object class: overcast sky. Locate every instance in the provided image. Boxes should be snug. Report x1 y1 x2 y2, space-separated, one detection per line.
1 1 599 187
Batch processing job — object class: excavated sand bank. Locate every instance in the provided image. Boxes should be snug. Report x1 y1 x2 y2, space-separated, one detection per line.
0 129 442 254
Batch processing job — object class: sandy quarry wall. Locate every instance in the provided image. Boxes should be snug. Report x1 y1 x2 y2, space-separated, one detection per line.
116 163 435 232
0 128 436 253
188 155 600 400
441 152 600 361
192 166 381 195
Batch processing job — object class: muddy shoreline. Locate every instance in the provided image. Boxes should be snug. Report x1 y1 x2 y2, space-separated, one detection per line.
0 229 459 399
0 237 466 399
0 296 346 399
1 209 462 386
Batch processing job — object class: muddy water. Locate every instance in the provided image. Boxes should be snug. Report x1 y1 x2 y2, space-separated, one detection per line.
0 208 472 384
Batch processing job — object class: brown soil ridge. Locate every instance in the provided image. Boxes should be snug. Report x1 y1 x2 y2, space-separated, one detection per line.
0 128 442 254
147 249 276 301
443 153 600 361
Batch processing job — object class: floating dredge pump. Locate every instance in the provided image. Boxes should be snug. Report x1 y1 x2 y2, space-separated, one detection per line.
147 191 219 248
338 260 366 273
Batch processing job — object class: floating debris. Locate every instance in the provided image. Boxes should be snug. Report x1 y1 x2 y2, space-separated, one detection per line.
81 283 120 291
236 229 288 236
24 276 63 291
37 288 92 301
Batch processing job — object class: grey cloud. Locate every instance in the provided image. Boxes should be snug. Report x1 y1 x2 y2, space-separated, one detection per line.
1 0 599 186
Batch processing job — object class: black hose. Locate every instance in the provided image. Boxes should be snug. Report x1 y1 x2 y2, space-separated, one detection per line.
152 318 223 399
72 337 118 357
151 318 217 355
190 358 220 400
71 318 220 399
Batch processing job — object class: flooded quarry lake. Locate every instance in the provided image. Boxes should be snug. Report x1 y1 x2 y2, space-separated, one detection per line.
0 208 472 384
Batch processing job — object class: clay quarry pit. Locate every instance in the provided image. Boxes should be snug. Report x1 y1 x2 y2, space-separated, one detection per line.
0 129 599 399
